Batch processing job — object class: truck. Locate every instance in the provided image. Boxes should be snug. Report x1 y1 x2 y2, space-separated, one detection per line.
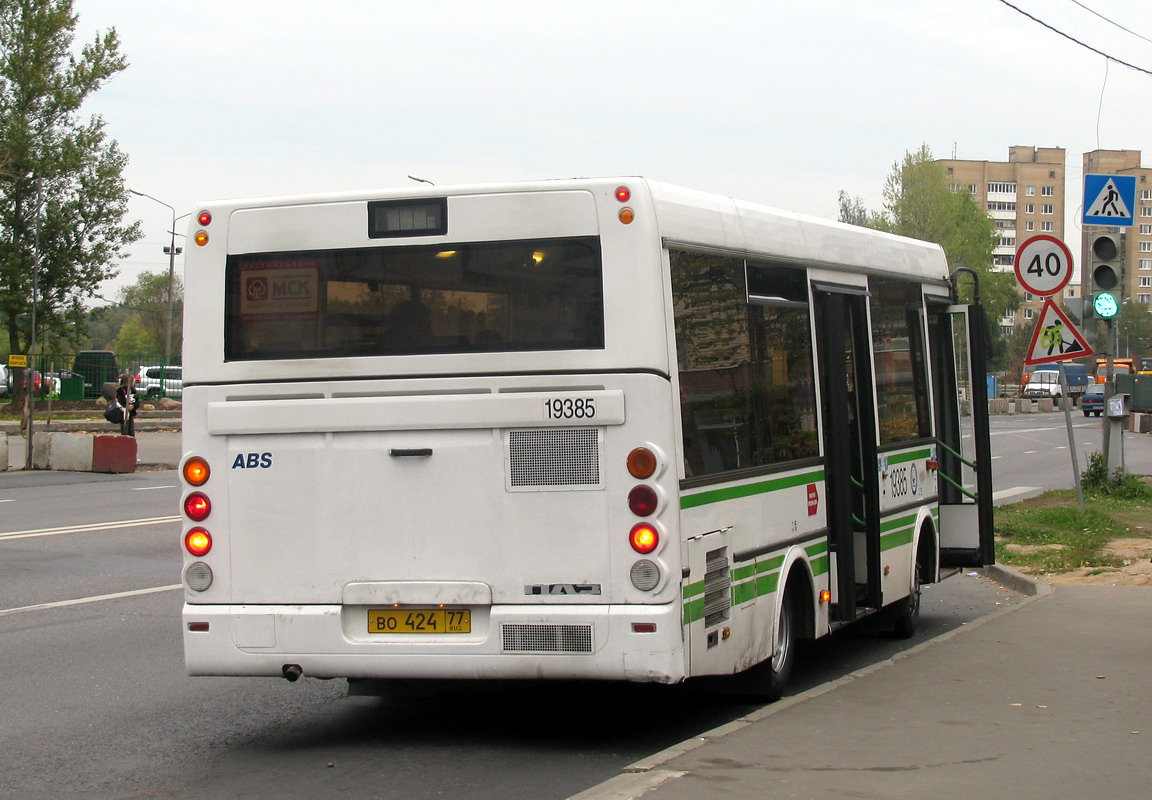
1022 363 1088 402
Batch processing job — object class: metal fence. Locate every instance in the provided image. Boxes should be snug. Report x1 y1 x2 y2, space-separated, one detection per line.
30 353 182 400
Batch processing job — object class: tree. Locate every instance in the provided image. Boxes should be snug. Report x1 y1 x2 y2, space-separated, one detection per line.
839 144 1017 363
117 269 183 358
0 0 141 407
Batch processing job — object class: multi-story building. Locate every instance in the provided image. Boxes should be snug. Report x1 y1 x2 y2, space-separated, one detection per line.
1081 149 1152 312
937 146 1066 334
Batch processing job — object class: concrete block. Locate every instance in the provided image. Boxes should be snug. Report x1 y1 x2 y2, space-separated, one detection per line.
989 398 1009 415
0 433 6 471
1038 399 1054 413
1129 412 1152 434
49 432 97 471
92 435 136 473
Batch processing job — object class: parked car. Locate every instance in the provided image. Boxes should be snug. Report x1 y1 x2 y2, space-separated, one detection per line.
1080 383 1105 417
72 350 120 398
135 365 182 398
1 366 49 397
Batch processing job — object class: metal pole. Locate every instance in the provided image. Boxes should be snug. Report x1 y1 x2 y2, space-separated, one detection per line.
165 207 175 370
129 189 177 370
24 179 43 471
1058 362 1084 514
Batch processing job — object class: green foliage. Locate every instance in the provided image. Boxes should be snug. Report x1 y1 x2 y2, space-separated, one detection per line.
1081 451 1152 499
114 270 183 356
838 144 1015 359
995 480 1152 574
111 314 155 356
0 0 141 402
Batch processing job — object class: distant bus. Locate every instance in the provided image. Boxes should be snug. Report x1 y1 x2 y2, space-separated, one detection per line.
178 178 994 699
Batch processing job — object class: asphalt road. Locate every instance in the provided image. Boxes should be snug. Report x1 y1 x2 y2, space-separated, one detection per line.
0 412 1148 798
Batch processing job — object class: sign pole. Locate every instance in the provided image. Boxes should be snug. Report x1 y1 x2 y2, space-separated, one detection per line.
1058 362 1084 514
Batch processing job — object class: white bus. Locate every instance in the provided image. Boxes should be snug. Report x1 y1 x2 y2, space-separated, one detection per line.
179 178 993 699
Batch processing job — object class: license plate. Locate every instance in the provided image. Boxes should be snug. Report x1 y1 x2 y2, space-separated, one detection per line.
367 608 471 634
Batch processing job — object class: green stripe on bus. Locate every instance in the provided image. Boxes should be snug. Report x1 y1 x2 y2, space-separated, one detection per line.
681 470 825 509
881 526 914 551
886 448 932 465
683 597 706 625
732 563 757 582
880 513 917 533
809 554 829 576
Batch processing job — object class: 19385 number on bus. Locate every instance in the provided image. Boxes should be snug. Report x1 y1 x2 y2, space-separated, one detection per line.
544 397 596 419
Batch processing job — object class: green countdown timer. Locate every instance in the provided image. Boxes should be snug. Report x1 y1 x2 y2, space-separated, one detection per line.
1093 292 1119 319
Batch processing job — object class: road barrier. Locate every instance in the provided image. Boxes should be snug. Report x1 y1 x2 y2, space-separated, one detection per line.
29 432 136 473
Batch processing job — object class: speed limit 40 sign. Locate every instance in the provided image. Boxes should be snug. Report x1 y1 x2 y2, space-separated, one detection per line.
1014 234 1073 296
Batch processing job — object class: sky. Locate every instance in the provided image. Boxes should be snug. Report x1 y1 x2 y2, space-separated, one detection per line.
69 0 1152 302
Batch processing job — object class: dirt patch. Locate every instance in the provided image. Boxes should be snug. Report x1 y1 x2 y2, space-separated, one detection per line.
1011 537 1152 586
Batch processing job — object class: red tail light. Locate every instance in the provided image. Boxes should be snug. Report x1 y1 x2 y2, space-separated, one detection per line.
184 492 211 521
628 485 658 516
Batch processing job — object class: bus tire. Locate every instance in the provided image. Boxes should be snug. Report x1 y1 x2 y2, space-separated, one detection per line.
891 533 930 639
735 587 798 701
764 589 797 699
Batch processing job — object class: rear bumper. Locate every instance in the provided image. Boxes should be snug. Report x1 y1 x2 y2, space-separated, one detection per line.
183 602 686 683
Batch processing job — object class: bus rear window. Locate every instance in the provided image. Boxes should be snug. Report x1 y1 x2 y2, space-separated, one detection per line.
224 237 604 361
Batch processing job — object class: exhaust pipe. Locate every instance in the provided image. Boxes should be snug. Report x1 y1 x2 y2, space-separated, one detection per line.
282 664 303 682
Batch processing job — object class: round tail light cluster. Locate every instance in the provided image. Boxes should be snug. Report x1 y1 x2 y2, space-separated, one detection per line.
626 446 664 591
182 456 215 592
615 184 635 225
194 209 211 246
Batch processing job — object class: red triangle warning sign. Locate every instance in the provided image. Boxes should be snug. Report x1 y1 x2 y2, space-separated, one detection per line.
1024 297 1094 365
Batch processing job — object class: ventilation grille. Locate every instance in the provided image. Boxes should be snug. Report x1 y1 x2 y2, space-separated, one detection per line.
508 428 600 488
502 624 594 653
704 547 731 627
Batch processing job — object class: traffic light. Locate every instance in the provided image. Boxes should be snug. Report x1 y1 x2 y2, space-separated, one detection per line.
1089 233 1121 320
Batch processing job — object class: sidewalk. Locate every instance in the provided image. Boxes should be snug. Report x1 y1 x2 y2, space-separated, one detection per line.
573 573 1152 799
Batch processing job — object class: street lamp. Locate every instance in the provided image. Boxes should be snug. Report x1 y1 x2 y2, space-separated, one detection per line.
129 190 188 370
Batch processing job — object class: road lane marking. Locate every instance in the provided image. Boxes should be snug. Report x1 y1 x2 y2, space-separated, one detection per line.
0 516 180 541
0 584 182 618
993 486 1042 503
132 485 177 491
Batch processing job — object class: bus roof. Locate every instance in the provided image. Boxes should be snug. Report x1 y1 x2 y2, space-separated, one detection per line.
193 177 951 287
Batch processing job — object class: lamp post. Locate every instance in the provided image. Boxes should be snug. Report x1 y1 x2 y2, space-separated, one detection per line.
129 190 187 370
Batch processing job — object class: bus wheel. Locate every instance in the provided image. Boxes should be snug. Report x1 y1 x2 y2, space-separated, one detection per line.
744 589 797 701
766 591 797 698
890 554 923 639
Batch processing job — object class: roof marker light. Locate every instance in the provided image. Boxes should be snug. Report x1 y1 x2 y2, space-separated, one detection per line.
615 186 631 203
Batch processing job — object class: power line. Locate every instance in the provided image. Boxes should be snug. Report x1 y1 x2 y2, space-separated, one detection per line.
996 0 1152 75
1069 0 1152 47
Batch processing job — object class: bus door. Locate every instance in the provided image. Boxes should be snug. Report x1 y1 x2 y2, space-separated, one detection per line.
930 302 994 567
814 286 881 622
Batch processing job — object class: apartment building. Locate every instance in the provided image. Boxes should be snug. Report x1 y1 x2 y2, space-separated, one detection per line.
1081 149 1152 311
937 146 1067 334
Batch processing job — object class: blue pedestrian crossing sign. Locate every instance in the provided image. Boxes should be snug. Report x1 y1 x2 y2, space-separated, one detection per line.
1083 174 1136 226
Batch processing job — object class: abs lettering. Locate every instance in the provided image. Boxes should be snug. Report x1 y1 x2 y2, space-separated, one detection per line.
232 452 273 469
